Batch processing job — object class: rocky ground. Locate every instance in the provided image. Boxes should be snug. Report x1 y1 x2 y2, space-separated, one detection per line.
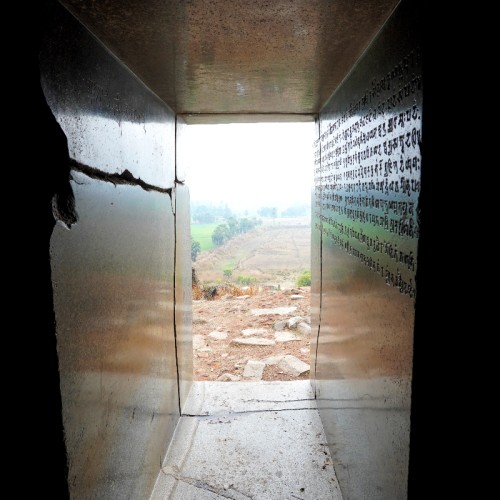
192 219 312 382
192 286 311 382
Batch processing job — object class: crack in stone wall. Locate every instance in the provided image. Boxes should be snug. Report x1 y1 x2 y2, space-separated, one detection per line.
69 159 173 195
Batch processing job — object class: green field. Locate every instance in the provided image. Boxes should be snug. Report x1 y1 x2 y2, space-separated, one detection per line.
191 223 219 251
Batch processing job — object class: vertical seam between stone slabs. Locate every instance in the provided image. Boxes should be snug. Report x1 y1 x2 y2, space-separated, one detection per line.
173 182 182 415
313 119 323 397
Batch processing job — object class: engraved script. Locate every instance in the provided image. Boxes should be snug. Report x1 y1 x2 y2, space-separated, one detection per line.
314 49 422 296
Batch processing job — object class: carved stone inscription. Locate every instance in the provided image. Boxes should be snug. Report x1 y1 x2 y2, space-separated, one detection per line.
314 49 422 296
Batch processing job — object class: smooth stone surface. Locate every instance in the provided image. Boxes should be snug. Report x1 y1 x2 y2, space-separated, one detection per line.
150 381 342 500
182 381 316 415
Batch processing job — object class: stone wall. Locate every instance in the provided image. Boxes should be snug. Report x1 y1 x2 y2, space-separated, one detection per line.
311 1 422 497
39 3 191 498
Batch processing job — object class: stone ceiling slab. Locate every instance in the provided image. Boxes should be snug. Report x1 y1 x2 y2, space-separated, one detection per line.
60 0 400 115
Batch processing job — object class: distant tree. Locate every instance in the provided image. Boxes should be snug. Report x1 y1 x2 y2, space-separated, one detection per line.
191 240 201 261
192 202 234 223
227 217 239 235
282 204 309 217
212 224 230 246
239 218 254 233
192 205 215 223
210 217 259 246
222 204 232 219
258 206 278 217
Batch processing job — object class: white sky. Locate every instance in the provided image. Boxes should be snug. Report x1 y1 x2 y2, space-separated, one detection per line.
181 121 316 214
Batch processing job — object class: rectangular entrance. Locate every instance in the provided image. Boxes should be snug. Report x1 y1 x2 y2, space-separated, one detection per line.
178 119 316 387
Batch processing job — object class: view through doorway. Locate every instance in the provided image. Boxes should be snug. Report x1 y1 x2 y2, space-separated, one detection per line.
179 120 316 383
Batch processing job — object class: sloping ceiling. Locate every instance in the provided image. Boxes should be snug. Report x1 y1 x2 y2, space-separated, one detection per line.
60 0 400 116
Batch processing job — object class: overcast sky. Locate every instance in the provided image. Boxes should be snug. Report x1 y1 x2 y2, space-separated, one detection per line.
181 121 316 214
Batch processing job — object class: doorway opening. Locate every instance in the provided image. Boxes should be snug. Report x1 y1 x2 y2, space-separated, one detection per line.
178 118 316 383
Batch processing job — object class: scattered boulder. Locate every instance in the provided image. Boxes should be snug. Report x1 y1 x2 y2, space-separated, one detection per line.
273 320 287 331
193 334 207 350
278 355 310 376
241 328 268 337
262 285 277 291
231 338 276 346
202 285 219 300
274 331 300 343
192 281 312 381
297 322 312 335
208 331 229 340
217 373 241 382
263 355 286 365
243 360 266 379
287 317 303 329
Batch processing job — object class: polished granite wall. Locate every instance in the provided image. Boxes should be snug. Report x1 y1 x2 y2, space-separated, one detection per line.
311 1 422 498
40 2 191 498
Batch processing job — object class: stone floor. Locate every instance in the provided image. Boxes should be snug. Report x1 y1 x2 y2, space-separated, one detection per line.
150 380 343 500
